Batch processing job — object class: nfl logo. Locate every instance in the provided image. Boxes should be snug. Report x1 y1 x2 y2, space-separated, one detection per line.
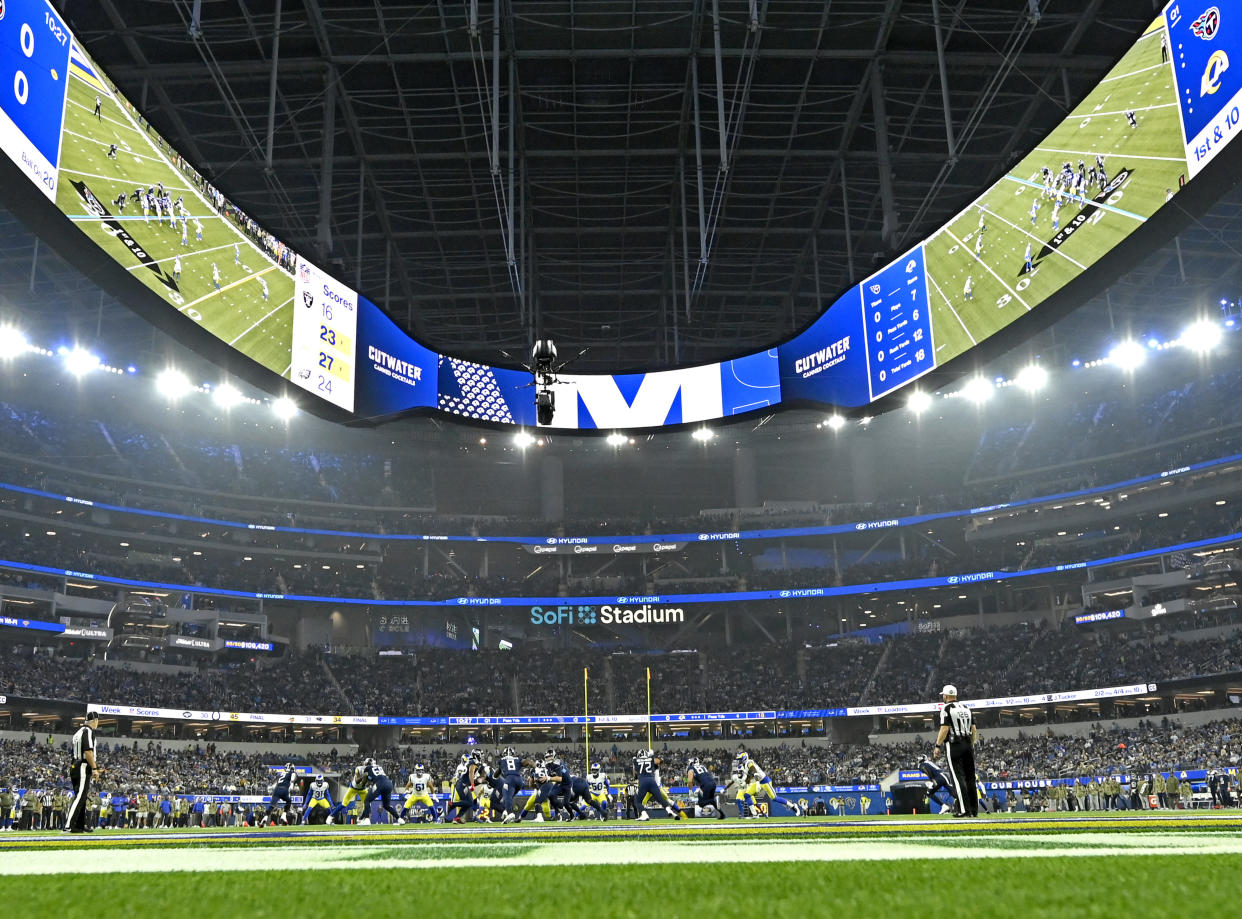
302 291 314 308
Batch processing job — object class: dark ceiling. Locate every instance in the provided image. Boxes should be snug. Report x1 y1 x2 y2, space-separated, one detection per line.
1 0 1240 388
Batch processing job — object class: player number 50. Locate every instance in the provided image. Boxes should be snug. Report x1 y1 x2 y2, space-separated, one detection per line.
13 24 36 106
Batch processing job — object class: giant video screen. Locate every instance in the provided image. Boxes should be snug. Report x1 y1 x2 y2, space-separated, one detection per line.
2 1 1240 429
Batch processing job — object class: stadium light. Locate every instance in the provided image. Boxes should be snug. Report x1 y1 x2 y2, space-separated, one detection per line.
692 428 714 442
211 382 243 409
959 376 993 403
272 397 299 420
1108 339 1146 371
606 432 627 447
156 368 193 400
826 415 846 431
513 430 536 448
906 390 932 415
62 347 100 377
1181 319 1223 353
0 327 29 360
1014 364 1049 392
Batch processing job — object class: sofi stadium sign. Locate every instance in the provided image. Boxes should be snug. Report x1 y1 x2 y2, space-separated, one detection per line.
529 603 686 626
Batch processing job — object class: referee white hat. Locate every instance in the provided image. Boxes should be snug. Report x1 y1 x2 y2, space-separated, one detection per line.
940 684 958 697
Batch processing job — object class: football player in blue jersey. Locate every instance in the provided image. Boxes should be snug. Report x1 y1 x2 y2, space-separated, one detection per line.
686 757 726 819
542 750 581 820
631 749 686 820
358 757 404 826
917 755 957 815
263 763 298 826
519 765 563 822
496 746 531 824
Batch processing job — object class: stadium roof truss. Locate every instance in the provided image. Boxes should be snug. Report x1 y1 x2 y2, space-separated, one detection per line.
2 0 1241 379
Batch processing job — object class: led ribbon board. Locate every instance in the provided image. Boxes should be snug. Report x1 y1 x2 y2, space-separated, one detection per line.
1 3 1239 428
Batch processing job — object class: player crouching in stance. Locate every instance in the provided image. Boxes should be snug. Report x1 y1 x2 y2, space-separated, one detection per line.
400 763 441 824
686 757 726 819
262 763 298 826
632 748 686 821
301 774 335 825
732 751 803 817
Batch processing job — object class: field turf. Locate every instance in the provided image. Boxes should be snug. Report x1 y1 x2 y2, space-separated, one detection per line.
922 18 1187 367
6 812 1242 918
53 45 294 377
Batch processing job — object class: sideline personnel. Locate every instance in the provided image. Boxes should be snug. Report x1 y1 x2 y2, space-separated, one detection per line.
932 684 978 817
65 712 103 833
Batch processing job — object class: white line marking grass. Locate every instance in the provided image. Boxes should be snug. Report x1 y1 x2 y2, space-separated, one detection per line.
7 832 1242 875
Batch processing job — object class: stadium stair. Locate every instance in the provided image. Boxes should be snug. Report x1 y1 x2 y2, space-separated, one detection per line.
856 642 892 706
318 658 354 713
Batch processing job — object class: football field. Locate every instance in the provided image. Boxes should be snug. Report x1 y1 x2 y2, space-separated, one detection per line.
52 45 294 378
5 811 1242 918
923 19 1187 366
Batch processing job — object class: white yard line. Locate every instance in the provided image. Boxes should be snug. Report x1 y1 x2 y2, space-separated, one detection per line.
1099 62 1165 84
980 206 1088 270
229 296 295 346
924 271 978 345
941 228 1031 312
1031 145 1184 164
1001 175 1146 222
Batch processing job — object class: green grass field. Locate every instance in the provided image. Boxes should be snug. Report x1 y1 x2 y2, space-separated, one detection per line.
923 18 1187 367
6 813 1242 918
53 45 294 377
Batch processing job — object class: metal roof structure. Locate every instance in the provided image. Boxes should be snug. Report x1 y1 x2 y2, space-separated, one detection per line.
1 0 1240 386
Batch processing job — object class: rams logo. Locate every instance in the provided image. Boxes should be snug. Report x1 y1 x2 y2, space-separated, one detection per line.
1201 49 1230 96
1192 6 1221 39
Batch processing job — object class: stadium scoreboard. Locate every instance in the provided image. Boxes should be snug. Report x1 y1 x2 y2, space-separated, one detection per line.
0 0 71 201
1 1 1241 430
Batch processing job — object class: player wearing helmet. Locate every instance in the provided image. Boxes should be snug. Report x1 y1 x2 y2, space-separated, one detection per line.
496 746 533 823
632 748 685 820
733 750 801 816
445 753 480 824
401 762 440 823
302 774 334 825
330 763 371 824
686 757 726 819
262 763 299 826
358 758 404 826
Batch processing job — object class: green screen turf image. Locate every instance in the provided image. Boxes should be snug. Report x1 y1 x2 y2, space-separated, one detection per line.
52 44 295 379
922 19 1188 369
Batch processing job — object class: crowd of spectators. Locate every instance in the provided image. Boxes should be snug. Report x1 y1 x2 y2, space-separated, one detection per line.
6 610 1242 719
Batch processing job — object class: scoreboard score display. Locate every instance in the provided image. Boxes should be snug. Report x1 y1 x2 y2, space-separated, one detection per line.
0 1 1241 430
0 0 72 201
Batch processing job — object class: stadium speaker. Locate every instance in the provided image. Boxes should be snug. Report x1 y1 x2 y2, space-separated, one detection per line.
889 782 931 815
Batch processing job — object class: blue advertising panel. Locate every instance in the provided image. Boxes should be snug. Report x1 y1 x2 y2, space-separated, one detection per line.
777 286 871 407
436 355 537 426
1164 0 1242 174
353 296 439 417
0 0 72 199
860 244 935 399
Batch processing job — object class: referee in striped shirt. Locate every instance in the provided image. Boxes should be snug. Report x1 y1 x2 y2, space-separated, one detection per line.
932 684 978 818
65 712 103 833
